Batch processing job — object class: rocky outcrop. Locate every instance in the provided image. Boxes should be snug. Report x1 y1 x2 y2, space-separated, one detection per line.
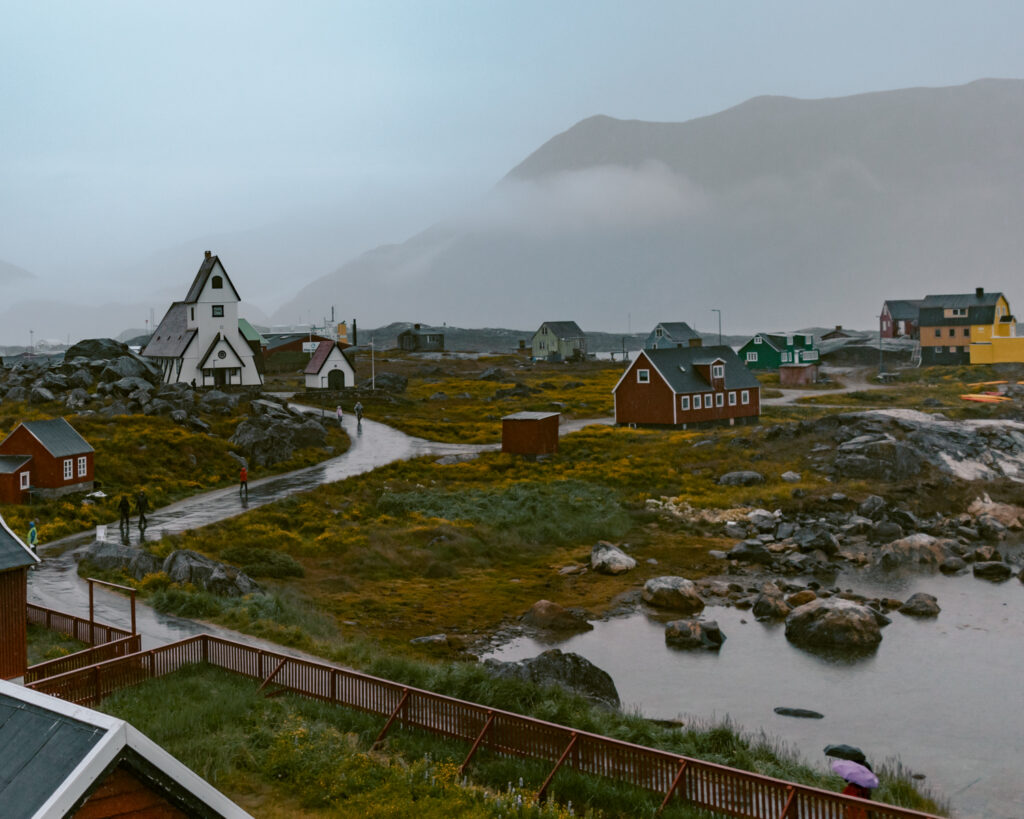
785 598 883 650
162 549 259 596
899 592 941 617
590 541 635 575
642 577 704 613
664 618 726 650
231 401 327 467
522 600 593 633
718 470 765 486
483 649 620 708
79 539 161 579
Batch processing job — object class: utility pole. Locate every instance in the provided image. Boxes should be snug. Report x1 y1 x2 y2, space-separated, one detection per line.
712 308 722 345
371 336 375 389
878 315 884 374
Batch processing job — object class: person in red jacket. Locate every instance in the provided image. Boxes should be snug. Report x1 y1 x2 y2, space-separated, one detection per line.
841 781 871 819
239 465 248 500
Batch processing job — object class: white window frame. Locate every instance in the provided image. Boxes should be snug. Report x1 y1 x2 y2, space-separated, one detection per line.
63 459 73 480
693 394 702 410
655 327 663 337
77 456 87 477
715 392 724 408
19 471 29 490
804 350 819 361
728 391 737 406
746 352 758 363
680 395 690 411
637 369 650 384
712 364 725 378
705 394 713 408
753 335 762 344
950 346 957 354
741 390 750 405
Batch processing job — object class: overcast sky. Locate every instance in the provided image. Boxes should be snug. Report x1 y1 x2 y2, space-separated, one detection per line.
4 1 1024 328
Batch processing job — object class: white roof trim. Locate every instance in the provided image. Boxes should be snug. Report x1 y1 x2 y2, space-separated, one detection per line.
0 513 40 564
0 681 249 818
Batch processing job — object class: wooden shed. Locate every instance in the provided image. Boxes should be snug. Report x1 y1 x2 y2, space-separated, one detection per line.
501 412 560 455
0 679 249 817
779 363 819 386
0 514 40 679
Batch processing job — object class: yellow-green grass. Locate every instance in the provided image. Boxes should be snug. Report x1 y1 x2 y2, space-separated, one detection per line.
26 623 88 666
0 400 349 542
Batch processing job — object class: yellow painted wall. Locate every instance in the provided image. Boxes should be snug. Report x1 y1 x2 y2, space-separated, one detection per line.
970 336 1024 364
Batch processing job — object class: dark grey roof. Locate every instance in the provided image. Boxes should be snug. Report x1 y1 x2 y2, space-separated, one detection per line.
655 322 700 340
539 321 584 338
0 455 30 474
0 517 37 571
142 302 197 358
0 694 105 815
921 291 1004 308
919 291 1007 326
183 254 241 303
21 419 93 457
262 333 331 351
884 299 925 320
638 345 761 394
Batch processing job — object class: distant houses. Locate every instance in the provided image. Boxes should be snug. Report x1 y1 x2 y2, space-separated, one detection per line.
398 324 444 352
532 321 586 361
613 346 760 428
0 418 94 503
737 333 819 370
143 251 263 387
304 340 356 389
643 322 703 350
917 288 1019 365
880 299 924 339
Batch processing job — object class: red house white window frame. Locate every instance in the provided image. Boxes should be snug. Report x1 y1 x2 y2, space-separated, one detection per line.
19 471 29 490
637 369 650 383
63 459 73 480
680 395 690 410
77 456 87 477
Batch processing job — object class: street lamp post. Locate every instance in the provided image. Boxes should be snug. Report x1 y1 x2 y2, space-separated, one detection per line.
711 309 722 345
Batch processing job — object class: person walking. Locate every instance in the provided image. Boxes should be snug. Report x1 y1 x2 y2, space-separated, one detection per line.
336 405 344 427
27 520 38 554
354 401 363 423
118 494 132 530
239 464 248 500
135 490 149 531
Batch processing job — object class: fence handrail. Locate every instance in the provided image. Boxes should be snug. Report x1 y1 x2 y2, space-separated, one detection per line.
26 633 942 819
25 634 142 683
27 602 133 646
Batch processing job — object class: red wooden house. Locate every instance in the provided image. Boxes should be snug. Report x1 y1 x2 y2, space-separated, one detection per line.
613 346 761 428
0 514 39 679
0 418 95 502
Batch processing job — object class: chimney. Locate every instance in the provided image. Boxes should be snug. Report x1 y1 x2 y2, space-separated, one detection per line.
414 323 421 330
835 325 842 331
976 286 984 298
204 250 212 259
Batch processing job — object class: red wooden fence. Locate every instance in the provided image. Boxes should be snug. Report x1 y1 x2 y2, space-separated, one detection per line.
26 633 941 819
25 634 142 683
27 602 133 646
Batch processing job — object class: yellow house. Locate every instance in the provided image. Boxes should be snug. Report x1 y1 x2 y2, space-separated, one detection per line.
917 288 1021 365
966 292 1024 363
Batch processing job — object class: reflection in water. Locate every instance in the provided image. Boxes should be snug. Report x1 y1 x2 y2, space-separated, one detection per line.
485 571 1024 819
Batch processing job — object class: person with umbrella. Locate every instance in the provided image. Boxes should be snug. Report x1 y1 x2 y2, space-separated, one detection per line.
830 758 877 819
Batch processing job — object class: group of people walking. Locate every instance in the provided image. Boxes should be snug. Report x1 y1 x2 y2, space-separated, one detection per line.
335 401 363 428
118 490 149 532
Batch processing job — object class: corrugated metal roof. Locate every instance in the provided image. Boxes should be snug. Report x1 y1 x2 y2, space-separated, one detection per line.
237 317 264 343
19 419 93 457
0 695 105 816
884 299 925 320
0 516 37 571
539 321 584 338
0 455 30 474
142 302 197 358
635 345 761 395
502 411 560 421
921 291 1004 309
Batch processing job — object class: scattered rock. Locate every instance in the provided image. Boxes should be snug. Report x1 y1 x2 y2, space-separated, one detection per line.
973 561 1013 582
718 470 765 486
162 549 259 596
664 619 726 650
726 539 773 564
483 649 620 708
590 541 636 575
642 577 705 613
899 593 941 618
79 539 161 580
752 584 791 621
774 707 824 719
781 471 801 483
875 534 954 570
785 598 883 650
522 600 593 633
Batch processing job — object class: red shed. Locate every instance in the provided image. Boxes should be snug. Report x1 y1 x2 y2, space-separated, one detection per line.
502 411 560 455
0 418 94 501
0 514 39 679
613 346 761 428
779 363 819 386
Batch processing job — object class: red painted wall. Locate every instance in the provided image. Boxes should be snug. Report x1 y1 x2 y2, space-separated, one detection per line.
0 425 93 490
0 471 29 505
0 568 27 679
75 763 189 818
502 415 560 455
614 356 677 424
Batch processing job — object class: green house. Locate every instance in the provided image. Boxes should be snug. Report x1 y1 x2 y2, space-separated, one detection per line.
738 332 819 370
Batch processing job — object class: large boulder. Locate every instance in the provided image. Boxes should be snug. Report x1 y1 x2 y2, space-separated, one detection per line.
80 539 161 580
231 412 328 467
483 649 620 708
522 600 593 633
162 549 259 596
665 619 726 650
833 437 923 481
590 541 635 575
752 583 792 621
875 534 955 570
642 577 704 613
65 338 129 360
99 355 160 385
785 598 882 650
361 372 407 392
28 386 56 404
973 561 1013 582
726 539 773 564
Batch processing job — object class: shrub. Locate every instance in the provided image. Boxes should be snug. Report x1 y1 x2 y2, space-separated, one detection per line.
220 546 305 578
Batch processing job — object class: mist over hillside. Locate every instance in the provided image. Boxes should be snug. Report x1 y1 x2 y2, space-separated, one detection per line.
276 79 1024 336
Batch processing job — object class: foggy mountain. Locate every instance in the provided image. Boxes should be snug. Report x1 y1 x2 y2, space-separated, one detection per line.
276 78 1024 335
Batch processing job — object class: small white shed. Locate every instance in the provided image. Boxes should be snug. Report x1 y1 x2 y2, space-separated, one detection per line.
304 341 356 389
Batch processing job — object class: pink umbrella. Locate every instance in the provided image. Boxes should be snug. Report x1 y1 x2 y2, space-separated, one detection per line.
830 758 879 789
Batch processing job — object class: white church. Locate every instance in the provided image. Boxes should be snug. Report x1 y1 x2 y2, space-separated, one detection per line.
143 251 263 387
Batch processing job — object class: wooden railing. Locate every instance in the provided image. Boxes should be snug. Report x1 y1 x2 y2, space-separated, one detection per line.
27 602 133 646
25 634 142 683
26 633 940 819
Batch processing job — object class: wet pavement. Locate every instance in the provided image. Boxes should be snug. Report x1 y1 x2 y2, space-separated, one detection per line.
29 411 612 649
